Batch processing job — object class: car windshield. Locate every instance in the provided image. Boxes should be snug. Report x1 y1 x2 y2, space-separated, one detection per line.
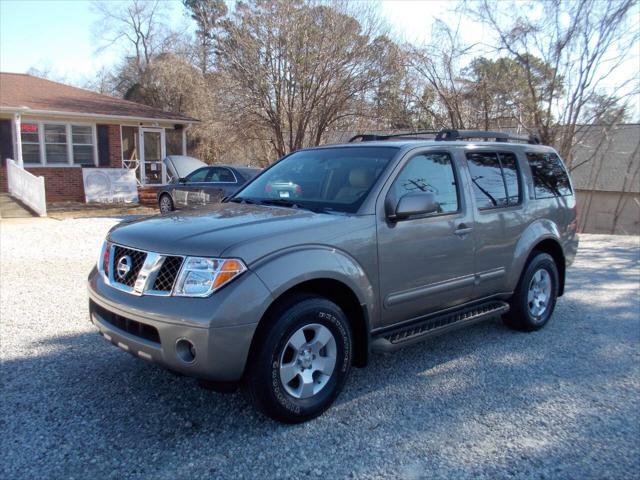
231 147 398 213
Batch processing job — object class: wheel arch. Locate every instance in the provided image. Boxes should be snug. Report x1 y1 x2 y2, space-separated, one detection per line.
528 238 566 296
511 220 567 297
246 277 371 373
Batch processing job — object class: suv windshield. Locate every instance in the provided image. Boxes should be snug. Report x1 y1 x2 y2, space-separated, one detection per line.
231 147 398 213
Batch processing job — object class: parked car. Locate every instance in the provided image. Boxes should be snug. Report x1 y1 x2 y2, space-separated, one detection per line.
88 129 579 423
163 155 207 184
157 160 260 213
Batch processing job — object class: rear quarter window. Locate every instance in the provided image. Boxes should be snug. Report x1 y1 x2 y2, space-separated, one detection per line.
526 152 572 198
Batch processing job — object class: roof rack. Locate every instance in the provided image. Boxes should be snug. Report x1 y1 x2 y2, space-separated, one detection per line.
434 129 541 144
348 130 439 143
348 129 541 145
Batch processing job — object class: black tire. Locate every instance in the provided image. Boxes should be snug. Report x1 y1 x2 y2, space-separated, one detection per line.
244 294 352 423
159 194 174 213
503 252 559 332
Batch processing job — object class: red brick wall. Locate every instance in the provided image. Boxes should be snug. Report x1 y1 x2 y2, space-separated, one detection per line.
0 165 84 202
27 167 85 203
0 165 7 193
106 124 121 168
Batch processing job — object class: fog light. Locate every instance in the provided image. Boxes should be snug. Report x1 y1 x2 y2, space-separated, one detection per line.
176 339 196 363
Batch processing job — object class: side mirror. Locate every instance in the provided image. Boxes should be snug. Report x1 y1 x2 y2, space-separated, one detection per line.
388 192 439 220
178 177 187 184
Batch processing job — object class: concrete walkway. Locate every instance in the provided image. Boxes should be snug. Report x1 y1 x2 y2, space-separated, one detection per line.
0 193 36 218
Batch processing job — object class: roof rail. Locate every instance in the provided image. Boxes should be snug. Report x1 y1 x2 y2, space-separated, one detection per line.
348 129 541 145
434 129 541 145
348 130 439 143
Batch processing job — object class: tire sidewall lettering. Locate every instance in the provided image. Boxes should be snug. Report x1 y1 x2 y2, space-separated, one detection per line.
270 306 351 413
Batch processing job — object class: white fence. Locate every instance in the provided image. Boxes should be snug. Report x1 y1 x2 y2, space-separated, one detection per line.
6 159 47 217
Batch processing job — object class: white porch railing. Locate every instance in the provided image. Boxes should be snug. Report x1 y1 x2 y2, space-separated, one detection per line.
6 159 47 217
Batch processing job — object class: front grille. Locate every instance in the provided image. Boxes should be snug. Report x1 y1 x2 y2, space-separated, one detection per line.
112 246 147 287
91 301 160 344
152 256 183 292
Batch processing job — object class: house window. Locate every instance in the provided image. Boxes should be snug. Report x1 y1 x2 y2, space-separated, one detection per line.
20 122 96 166
20 123 41 164
121 126 139 161
71 125 94 165
44 124 68 164
166 128 183 156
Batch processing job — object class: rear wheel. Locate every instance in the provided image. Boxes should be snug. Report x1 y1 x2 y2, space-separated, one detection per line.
504 252 559 331
159 194 174 213
244 294 352 423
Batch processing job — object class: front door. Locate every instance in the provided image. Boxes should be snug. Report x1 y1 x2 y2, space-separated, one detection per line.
377 149 476 328
139 128 166 185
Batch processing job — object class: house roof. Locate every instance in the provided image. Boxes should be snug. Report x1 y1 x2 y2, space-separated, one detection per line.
569 124 639 193
0 72 197 123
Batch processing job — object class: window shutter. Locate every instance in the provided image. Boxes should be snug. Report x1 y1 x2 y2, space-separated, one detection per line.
0 119 13 166
97 125 110 167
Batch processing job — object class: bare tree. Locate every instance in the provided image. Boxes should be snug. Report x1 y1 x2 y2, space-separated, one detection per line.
408 20 473 129
469 0 638 162
93 0 169 76
216 0 395 160
183 0 227 75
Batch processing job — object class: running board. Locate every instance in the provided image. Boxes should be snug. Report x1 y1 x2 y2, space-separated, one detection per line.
371 300 510 353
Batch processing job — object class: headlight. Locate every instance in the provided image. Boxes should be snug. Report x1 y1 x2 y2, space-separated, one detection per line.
173 257 247 297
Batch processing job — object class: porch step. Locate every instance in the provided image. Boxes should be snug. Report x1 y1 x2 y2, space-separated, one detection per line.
0 193 37 218
137 186 161 207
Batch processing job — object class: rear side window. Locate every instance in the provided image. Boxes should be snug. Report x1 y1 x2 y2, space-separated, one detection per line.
210 167 236 183
526 152 572 198
392 152 459 214
465 152 521 210
186 167 210 182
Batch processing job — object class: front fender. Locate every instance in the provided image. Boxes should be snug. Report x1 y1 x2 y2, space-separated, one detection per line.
507 218 562 290
250 245 378 327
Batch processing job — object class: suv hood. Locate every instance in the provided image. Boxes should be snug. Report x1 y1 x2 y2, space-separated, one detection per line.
108 203 349 259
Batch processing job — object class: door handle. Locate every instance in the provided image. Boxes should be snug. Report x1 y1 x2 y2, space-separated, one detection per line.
454 224 473 237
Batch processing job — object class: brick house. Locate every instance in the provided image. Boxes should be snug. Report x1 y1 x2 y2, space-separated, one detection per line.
0 72 197 203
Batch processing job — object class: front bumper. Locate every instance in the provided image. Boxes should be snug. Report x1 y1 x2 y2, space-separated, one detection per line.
87 267 271 381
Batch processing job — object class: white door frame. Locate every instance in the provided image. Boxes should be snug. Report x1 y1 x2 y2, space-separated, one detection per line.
139 127 166 185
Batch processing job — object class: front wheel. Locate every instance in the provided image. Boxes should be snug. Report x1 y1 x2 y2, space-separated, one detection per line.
244 294 352 423
503 252 559 331
158 194 174 213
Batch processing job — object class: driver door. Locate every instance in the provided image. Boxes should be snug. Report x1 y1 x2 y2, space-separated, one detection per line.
377 149 476 328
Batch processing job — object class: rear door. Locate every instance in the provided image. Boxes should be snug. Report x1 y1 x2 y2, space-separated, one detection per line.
201 167 239 204
377 148 476 328
464 148 524 298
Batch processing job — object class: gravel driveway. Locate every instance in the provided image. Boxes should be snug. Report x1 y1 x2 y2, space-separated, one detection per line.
1 217 639 479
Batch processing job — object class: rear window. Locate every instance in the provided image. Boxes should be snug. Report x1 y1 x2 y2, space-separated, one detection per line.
465 152 521 210
526 152 572 198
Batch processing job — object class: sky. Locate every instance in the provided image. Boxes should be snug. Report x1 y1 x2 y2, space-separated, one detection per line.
0 0 638 118
0 0 487 82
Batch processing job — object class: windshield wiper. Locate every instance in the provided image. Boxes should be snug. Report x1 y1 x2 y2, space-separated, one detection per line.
258 198 302 208
234 197 330 214
258 198 329 213
229 197 259 205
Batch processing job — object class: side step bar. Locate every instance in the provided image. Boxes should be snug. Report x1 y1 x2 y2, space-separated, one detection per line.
371 300 510 353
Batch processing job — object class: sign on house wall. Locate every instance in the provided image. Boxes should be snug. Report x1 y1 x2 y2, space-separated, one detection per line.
82 168 139 204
